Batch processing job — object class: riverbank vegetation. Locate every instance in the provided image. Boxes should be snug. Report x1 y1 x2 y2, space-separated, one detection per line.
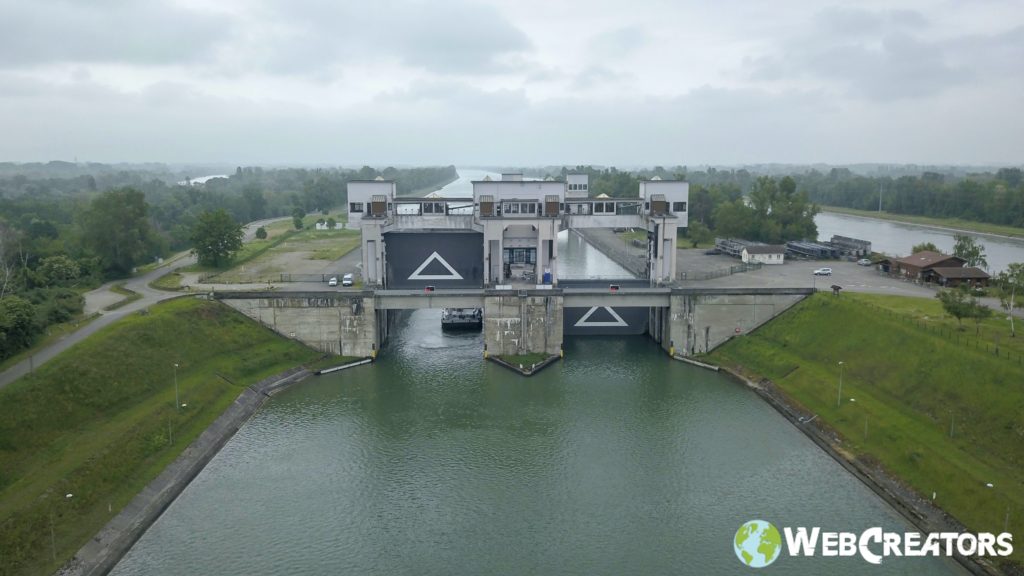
0 298 319 576
801 167 1024 229
709 293 1023 567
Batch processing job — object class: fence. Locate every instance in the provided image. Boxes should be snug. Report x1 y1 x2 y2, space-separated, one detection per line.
859 300 1024 367
197 272 341 284
678 262 763 282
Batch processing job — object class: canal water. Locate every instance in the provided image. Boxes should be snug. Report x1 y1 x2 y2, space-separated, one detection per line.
111 171 965 575
817 211 1024 273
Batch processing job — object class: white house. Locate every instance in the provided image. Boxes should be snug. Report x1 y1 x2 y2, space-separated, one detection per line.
742 245 786 264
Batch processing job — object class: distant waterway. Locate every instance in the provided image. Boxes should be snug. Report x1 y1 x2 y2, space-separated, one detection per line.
176 174 228 186
817 211 1024 273
111 209 965 575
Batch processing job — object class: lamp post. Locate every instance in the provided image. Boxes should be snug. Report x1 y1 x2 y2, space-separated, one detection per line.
49 493 72 564
837 361 845 408
173 363 179 412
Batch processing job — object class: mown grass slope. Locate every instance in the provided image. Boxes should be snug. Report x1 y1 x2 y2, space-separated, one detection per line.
710 293 1023 564
0 297 319 576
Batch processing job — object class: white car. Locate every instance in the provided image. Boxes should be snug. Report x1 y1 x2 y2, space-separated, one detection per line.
813 267 833 276
328 277 338 286
342 273 354 287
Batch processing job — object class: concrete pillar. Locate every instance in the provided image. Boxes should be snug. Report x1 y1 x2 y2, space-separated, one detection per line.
484 293 563 357
646 216 679 286
361 223 385 288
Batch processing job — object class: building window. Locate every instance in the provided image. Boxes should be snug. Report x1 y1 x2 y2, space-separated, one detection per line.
349 202 363 213
522 202 536 214
582 184 588 190
673 202 687 212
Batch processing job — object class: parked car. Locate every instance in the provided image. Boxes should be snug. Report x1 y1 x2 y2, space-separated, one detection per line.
342 273 355 287
813 267 833 276
857 258 872 266
328 276 338 286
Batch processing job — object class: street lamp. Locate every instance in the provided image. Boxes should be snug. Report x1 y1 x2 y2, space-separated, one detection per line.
49 493 72 564
173 363 179 412
837 361 845 408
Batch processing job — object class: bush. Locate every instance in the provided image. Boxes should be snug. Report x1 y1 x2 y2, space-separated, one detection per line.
24 288 84 327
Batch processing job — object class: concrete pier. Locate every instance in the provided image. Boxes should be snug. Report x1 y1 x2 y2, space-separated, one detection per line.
483 293 564 357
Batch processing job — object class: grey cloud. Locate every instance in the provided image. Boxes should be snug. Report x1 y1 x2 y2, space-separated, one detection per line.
570 66 633 90
0 1 230 67
588 26 647 60
744 7 979 101
248 0 530 77
376 79 528 116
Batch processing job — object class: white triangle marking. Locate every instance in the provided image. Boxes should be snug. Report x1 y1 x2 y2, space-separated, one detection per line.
574 306 628 327
408 251 464 280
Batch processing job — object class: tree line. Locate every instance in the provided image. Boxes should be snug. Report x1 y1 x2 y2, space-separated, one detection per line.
0 163 456 362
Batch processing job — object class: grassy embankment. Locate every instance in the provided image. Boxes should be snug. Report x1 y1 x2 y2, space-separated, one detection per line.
710 293 1023 566
0 298 321 576
0 315 100 375
821 205 1024 240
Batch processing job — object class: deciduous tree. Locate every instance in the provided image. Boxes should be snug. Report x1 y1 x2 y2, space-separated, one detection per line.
80 187 156 276
190 209 243 268
953 234 988 269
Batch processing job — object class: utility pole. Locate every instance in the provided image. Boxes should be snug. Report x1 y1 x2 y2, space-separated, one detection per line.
878 183 883 213
174 363 179 412
837 361 845 408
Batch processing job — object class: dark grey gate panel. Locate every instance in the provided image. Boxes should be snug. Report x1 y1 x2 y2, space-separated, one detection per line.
384 231 484 289
563 306 649 335
559 278 650 335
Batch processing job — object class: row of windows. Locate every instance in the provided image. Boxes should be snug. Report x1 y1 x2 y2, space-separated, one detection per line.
353 199 687 215
502 202 537 214
568 183 588 191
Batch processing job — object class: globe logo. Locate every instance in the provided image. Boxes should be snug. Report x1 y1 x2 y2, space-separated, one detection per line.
734 519 783 568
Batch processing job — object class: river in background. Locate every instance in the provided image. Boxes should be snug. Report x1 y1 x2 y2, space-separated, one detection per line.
816 211 1024 273
110 172 965 575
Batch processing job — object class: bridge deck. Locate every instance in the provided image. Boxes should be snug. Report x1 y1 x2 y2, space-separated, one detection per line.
213 286 813 310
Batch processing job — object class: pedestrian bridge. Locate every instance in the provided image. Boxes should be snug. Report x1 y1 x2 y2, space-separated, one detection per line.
214 286 813 361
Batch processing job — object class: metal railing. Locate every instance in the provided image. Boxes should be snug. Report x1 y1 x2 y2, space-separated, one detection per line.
677 262 763 281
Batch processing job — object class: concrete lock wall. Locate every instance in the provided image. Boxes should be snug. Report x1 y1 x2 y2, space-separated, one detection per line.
221 296 378 357
484 294 563 357
665 293 805 356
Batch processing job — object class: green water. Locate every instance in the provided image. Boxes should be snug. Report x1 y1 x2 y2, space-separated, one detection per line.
110 310 964 575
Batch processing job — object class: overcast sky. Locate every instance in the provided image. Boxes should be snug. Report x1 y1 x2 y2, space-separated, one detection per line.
0 0 1021 166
